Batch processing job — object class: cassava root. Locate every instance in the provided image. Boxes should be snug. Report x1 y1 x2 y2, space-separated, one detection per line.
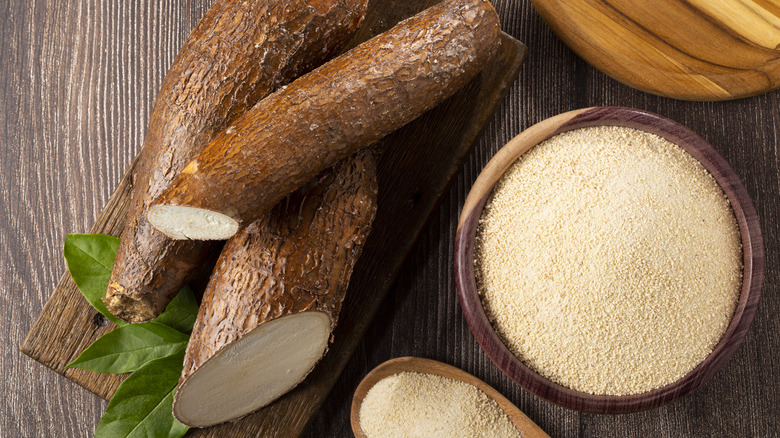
173 149 378 427
104 0 368 322
147 0 501 241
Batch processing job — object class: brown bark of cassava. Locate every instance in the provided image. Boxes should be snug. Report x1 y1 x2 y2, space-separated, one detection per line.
148 0 501 239
174 149 378 425
104 0 369 323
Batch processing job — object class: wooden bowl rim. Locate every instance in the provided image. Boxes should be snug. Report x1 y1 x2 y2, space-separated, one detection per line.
454 106 764 414
350 356 546 437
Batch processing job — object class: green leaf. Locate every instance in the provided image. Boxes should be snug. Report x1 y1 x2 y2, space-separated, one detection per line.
124 388 189 438
66 322 188 373
154 286 198 334
64 234 196 437
96 350 189 438
63 233 125 325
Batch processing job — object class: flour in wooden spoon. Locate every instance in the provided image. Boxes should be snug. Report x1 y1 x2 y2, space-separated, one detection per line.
359 371 520 437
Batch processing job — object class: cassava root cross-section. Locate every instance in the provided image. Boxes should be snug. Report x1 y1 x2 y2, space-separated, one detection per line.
103 0 368 323
147 0 501 241
173 149 378 427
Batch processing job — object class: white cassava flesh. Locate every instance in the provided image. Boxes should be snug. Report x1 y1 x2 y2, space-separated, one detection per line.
173 312 330 427
147 205 238 240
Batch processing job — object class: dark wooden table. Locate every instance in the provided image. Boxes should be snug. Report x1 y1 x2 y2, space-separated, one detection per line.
2 0 778 437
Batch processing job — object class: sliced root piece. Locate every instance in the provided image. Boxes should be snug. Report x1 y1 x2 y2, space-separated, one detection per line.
174 312 330 427
174 149 378 427
147 205 238 240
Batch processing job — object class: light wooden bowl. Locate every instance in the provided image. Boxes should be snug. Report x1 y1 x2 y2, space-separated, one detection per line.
350 357 549 437
454 107 764 414
528 0 780 101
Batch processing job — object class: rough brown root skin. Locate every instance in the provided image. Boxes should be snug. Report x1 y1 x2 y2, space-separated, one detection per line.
148 0 501 241
103 0 369 323
174 149 378 427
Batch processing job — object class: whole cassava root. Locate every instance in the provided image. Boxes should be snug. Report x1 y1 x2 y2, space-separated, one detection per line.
103 0 369 323
147 0 501 241
173 149 378 427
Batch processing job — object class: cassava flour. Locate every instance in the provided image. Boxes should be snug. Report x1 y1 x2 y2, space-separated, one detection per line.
475 126 742 395
359 372 521 438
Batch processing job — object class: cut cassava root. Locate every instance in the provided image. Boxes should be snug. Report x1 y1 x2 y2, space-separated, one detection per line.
174 149 378 427
148 0 501 241
104 0 369 323
176 312 331 427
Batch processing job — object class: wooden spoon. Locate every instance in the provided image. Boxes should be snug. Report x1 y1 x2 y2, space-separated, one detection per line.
350 357 549 437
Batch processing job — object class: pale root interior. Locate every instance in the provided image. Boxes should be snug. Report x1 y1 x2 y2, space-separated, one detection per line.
147 205 239 240
174 312 331 428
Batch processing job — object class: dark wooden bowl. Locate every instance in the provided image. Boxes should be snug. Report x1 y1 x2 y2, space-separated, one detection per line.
454 107 764 414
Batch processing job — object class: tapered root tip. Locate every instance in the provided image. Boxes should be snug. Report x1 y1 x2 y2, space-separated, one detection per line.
147 205 239 240
103 282 157 324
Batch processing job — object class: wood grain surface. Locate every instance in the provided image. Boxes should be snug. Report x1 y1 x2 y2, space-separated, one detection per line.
529 0 780 101
2 1 779 438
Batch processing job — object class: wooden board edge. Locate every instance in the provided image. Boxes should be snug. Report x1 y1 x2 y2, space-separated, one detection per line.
20 156 139 398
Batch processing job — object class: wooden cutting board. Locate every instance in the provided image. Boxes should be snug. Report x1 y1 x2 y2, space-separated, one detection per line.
20 0 527 435
530 0 780 101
